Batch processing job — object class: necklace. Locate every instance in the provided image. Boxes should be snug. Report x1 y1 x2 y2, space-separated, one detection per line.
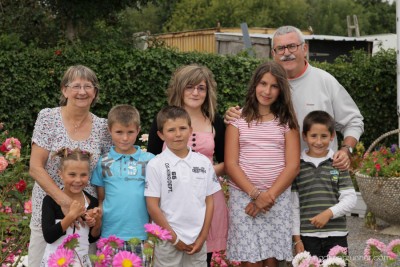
72 114 89 133
260 112 271 116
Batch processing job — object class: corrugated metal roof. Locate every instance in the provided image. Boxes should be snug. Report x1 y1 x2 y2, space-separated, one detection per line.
215 32 376 42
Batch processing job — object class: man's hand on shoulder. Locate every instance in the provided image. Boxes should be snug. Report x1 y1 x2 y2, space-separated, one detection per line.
224 105 241 124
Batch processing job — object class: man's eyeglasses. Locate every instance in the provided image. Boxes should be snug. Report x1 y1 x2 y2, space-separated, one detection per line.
273 43 303 55
67 84 95 92
185 85 207 94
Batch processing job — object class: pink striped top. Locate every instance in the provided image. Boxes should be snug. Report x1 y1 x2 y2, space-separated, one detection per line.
229 117 290 191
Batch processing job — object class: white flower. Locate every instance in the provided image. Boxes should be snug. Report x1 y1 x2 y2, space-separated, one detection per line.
139 134 149 142
322 257 346 267
292 251 312 267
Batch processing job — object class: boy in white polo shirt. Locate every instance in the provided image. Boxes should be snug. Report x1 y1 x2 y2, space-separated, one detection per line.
145 105 221 267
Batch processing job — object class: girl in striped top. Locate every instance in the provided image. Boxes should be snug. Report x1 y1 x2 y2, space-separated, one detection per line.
225 61 300 267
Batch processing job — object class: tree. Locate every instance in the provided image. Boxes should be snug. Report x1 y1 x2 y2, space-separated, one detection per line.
0 0 60 46
39 0 154 41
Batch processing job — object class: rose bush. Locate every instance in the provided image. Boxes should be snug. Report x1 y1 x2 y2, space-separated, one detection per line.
0 122 32 266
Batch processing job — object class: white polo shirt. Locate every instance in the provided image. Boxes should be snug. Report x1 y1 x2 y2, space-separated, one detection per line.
145 147 221 244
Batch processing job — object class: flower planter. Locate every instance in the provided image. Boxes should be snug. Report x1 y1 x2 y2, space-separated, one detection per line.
355 173 400 225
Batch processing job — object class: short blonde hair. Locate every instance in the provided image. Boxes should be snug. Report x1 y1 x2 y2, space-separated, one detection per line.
167 64 217 121
108 104 141 129
59 65 100 107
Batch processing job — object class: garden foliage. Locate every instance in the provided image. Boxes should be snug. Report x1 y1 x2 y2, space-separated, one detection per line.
0 38 397 150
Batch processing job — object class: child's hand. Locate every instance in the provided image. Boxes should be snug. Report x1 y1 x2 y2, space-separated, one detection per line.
174 240 192 252
294 240 305 254
187 238 205 255
309 209 333 228
84 207 102 227
244 202 264 218
69 200 85 218
254 191 275 211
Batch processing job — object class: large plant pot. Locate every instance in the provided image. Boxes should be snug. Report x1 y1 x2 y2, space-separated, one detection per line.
355 172 400 225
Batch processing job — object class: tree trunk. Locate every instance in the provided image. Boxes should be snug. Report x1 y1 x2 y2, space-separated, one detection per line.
66 18 76 42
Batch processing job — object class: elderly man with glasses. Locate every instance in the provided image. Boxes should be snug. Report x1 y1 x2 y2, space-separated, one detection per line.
226 25 363 171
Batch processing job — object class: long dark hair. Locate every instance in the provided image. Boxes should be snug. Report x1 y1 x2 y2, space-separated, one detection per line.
242 61 298 130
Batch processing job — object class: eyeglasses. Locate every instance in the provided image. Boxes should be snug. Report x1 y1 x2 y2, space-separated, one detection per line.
67 84 95 92
273 43 303 55
185 84 207 94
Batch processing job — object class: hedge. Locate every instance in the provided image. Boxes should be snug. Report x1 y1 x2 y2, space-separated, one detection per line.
0 40 397 149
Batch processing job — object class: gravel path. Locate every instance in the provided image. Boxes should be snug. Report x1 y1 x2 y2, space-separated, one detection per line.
347 215 400 266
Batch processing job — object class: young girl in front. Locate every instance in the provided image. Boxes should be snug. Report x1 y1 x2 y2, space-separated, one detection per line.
40 148 101 267
225 61 300 267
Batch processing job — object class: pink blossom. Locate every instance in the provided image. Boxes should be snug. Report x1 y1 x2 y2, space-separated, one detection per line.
386 239 400 259
327 245 348 258
144 223 172 241
61 233 80 249
2 137 21 151
298 256 320 267
112 250 142 267
5 206 12 213
0 156 8 172
24 199 32 214
93 245 113 267
97 235 124 250
364 238 387 263
47 247 75 267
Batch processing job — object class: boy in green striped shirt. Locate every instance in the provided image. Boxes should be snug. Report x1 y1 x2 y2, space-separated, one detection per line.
291 110 356 259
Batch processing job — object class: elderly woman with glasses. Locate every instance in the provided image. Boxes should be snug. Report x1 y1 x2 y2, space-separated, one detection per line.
28 65 112 267
147 64 228 266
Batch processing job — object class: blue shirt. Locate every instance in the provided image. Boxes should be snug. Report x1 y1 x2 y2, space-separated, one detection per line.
91 146 154 240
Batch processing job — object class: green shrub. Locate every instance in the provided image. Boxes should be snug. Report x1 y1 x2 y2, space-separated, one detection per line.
0 42 396 150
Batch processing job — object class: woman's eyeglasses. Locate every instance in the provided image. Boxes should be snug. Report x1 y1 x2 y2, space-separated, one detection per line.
185 85 207 94
67 84 95 92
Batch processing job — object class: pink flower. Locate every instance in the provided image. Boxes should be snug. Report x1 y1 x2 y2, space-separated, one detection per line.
1 137 21 151
364 238 386 263
97 235 124 250
298 256 320 267
144 223 172 241
112 250 142 267
0 156 8 172
47 247 75 267
5 206 12 213
327 245 348 258
93 245 113 267
386 239 400 260
61 233 80 250
24 199 32 214
6 148 20 164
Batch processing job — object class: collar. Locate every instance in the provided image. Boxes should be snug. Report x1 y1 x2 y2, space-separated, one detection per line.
108 145 142 161
289 60 309 80
163 146 193 166
301 148 334 162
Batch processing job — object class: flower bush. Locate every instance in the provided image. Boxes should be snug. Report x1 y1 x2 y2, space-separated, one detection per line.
0 122 32 266
48 223 172 267
210 250 240 267
292 238 400 267
358 144 400 177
